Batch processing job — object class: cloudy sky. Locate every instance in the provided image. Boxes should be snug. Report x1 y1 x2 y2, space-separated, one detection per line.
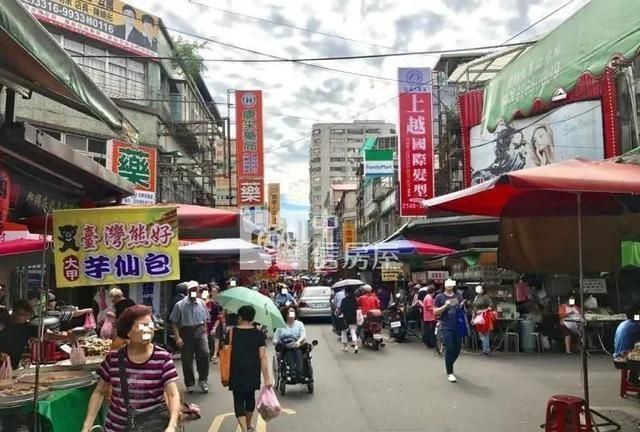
131 0 588 235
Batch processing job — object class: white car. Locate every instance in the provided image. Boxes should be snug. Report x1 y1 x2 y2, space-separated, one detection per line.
298 286 332 319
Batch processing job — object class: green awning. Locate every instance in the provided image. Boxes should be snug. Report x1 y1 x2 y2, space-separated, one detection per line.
0 0 138 143
362 136 377 153
482 0 640 132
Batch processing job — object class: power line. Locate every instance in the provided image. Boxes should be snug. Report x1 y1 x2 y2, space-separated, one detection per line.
186 0 406 54
501 0 575 44
70 41 536 63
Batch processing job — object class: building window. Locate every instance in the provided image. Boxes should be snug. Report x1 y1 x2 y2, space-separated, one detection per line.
310 167 321 173
313 138 321 144
365 128 381 134
57 32 148 105
312 128 321 135
330 128 345 135
347 128 363 134
310 157 321 163
330 157 345 162
346 138 361 143
312 176 321 184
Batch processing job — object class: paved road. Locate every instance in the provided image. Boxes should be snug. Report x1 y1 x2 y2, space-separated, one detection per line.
179 323 639 432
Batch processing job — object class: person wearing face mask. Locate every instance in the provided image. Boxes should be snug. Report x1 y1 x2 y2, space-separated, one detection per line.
274 285 296 309
273 306 307 381
170 281 210 393
434 278 465 383
472 285 494 355
82 305 180 432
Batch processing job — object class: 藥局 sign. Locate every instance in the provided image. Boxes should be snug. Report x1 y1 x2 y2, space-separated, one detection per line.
397 67 433 217
107 140 157 205
22 0 159 57
53 206 180 287
470 101 604 185
364 150 394 177
236 90 265 207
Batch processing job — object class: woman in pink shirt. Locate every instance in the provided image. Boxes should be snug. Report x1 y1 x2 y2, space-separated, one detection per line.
422 286 437 348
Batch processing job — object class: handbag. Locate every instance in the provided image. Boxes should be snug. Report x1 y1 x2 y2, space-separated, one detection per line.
219 328 233 387
118 349 170 432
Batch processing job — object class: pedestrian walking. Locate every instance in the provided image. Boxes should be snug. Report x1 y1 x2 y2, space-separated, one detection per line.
227 305 272 432
170 281 210 393
434 278 464 382
82 305 181 432
422 286 437 348
338 287 359 353
207 285 223 364
472 285 494 355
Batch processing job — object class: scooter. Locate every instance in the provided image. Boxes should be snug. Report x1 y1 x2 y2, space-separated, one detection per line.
386 296 407 342
360 309 385 350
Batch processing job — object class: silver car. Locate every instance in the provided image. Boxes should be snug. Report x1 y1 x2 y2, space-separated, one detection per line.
298 286 332 319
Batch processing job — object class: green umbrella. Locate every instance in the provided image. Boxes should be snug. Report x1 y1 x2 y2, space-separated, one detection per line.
217 287 286 329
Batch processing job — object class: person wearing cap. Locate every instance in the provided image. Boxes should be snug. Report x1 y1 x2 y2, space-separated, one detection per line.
357 285 380 315
170 282 210 393
434 278 465 383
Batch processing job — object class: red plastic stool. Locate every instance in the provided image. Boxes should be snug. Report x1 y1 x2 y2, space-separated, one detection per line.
619 369 640 398
544 395 593 432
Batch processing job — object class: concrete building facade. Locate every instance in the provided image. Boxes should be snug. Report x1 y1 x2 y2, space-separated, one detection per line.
13 13 223 206
308 120 395 256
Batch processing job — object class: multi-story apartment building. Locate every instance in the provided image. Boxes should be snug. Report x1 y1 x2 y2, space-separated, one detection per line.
214 138 238 209
308 120 395 256
17 0 223 206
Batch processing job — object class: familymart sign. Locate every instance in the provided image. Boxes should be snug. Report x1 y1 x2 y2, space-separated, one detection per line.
364 150 394 177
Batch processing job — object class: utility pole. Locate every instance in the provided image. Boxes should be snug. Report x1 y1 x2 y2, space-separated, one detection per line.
227 89 234 207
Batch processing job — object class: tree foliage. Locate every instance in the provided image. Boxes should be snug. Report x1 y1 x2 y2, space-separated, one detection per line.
172 38 206 79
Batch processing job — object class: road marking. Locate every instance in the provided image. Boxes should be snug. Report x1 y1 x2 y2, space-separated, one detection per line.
209 408 296 432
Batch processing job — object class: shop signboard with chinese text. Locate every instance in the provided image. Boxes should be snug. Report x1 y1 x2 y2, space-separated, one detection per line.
381 262 403 281
53 206 180 287
21 0 159 57
236 90 264 207
130 282 160 312
106 140 157 205
397 67 433 216
427 270 450 283
268 183 280 226
342 221 356 252
583 278 607 294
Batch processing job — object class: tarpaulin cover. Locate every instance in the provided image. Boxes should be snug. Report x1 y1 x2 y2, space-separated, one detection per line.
0 0 137 141
482 0 640 132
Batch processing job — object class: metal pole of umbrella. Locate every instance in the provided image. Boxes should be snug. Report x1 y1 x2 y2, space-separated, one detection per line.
577 193 590 409
577 193 620 431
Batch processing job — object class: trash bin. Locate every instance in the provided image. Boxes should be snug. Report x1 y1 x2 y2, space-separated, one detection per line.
520 319 537 353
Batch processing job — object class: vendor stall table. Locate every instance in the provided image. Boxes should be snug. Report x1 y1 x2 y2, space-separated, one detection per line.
4 383 104 432
565 315 624 355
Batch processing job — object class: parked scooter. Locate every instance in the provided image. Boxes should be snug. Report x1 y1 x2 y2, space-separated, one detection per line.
386 294 407 342
360 309 385 350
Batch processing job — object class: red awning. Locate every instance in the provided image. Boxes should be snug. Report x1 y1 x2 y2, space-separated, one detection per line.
0 238 47 256
268 261 297 272
424 158 640 217
23 204 249 239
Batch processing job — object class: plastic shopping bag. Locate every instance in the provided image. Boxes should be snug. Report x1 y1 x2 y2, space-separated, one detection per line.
0 353 12 380
100 311 115 339
83 312 97 330
70 342 86 365
471 313 485 326
256 387 281 422
356 309 364 326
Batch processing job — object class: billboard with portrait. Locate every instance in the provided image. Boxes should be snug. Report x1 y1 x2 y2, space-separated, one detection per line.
22 0 159 57
470 100 604 185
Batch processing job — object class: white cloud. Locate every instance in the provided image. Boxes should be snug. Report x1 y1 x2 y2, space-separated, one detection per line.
131 0 587 226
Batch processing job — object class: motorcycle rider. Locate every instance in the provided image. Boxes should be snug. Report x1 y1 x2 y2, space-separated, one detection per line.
274 285 296 309
358 285 380 315
273 306 307 381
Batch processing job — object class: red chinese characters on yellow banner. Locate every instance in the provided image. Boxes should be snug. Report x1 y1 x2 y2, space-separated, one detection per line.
235 90 264 207
398 68 433 217
53 207 180 288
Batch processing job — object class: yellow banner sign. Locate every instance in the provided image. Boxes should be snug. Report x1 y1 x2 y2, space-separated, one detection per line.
268 183 280 226
342 221 356 252
53 207 180 288
381 263 403 281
